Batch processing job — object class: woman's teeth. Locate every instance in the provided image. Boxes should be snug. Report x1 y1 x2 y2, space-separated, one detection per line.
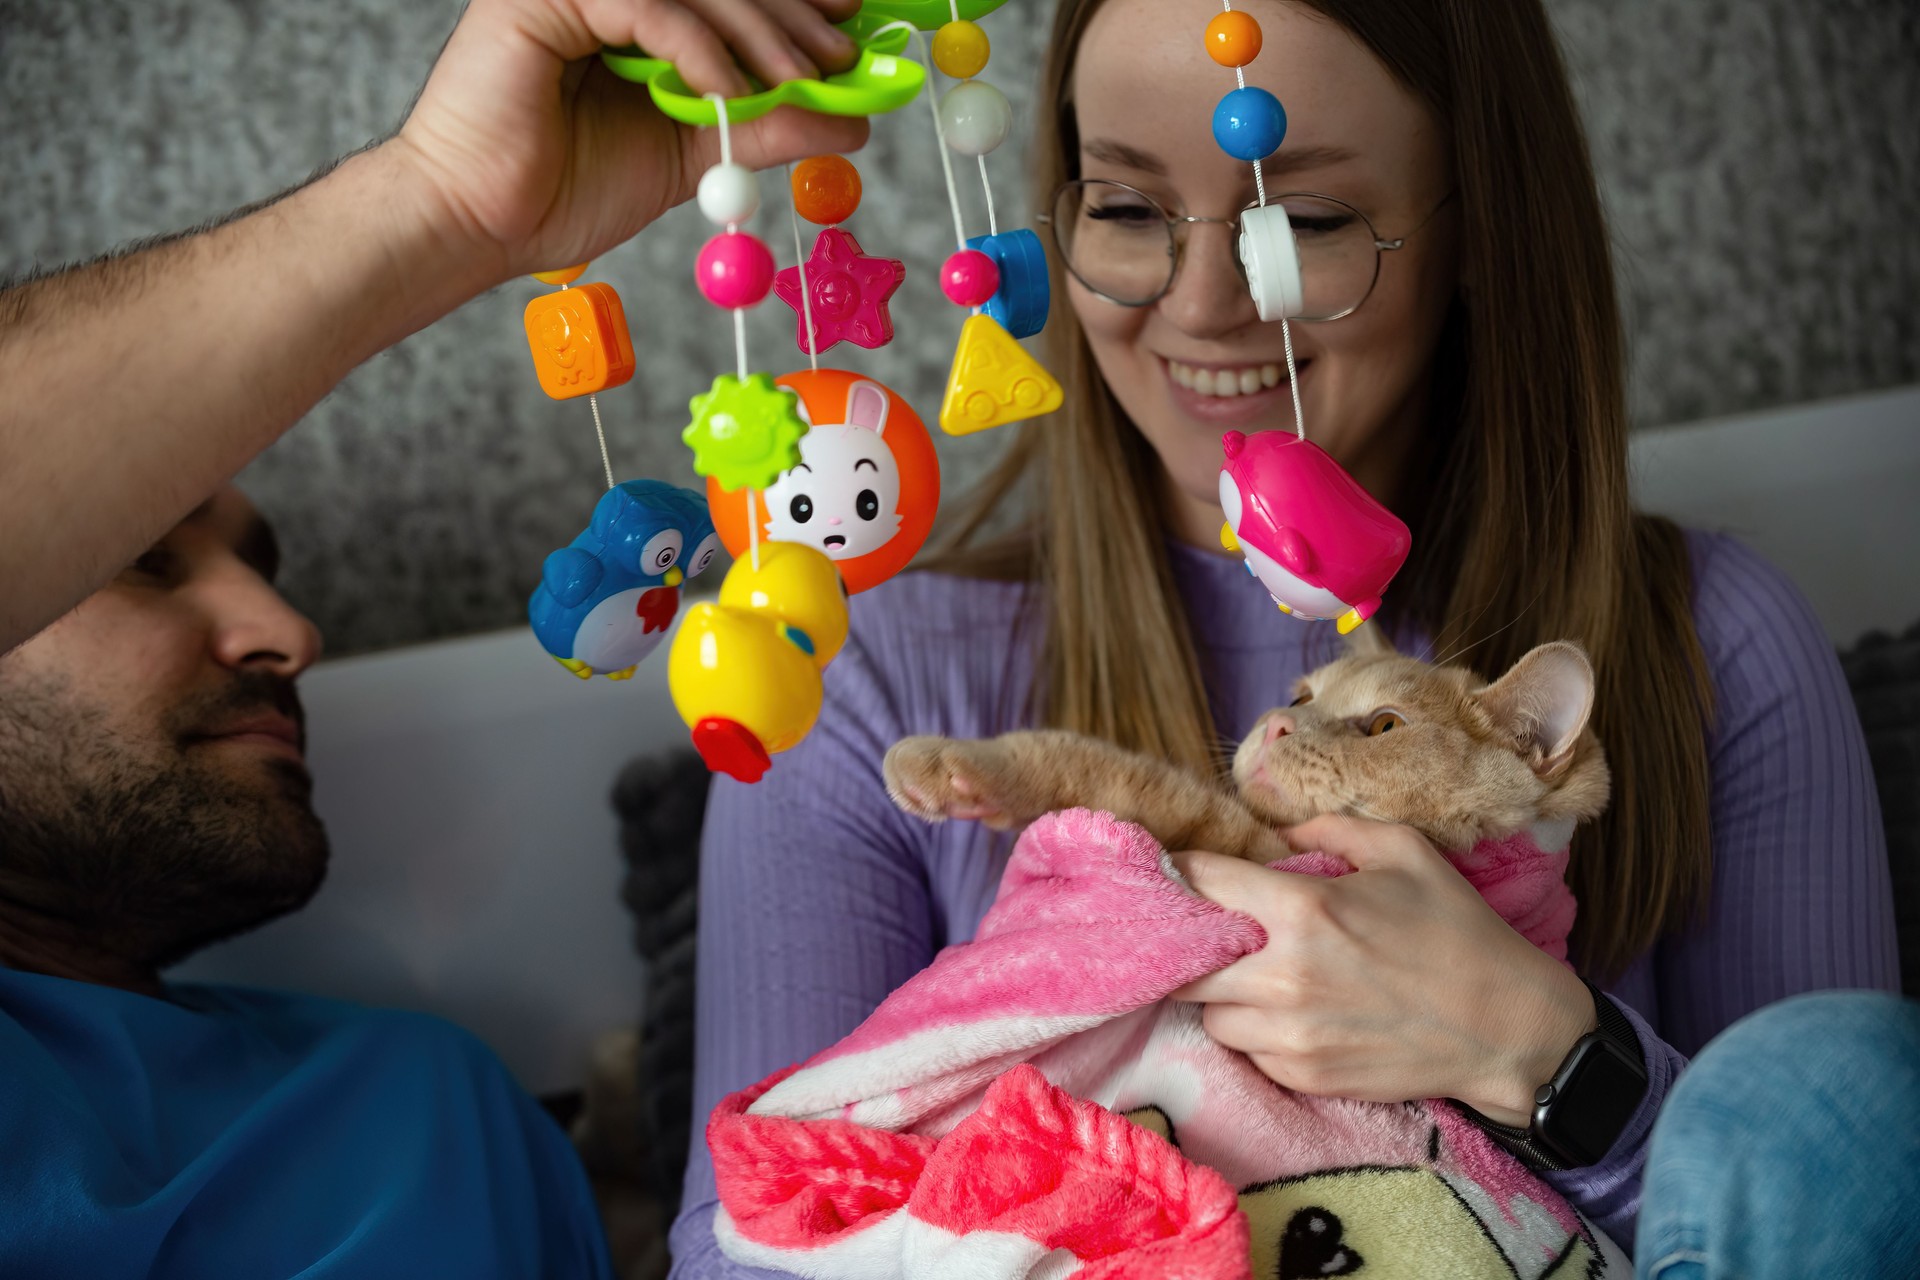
1168 359 1285 397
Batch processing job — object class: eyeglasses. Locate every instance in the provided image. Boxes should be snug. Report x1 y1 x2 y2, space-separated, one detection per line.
1036 179 1448 321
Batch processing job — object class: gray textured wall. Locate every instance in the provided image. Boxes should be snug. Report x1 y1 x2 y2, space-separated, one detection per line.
3 0 1915 655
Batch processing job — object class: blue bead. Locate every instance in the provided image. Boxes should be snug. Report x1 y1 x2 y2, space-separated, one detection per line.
966 228 1050 340
1212 87 1287 161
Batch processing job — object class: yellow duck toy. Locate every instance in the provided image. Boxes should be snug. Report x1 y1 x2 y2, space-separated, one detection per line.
668 541 849 783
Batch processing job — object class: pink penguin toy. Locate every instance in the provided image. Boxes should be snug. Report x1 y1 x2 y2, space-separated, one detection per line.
1218 430 1411 633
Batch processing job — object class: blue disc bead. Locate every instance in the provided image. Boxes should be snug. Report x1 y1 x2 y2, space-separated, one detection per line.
1212 86 1287 161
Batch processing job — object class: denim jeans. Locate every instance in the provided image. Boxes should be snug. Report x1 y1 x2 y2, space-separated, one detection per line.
1636 990 1920 1279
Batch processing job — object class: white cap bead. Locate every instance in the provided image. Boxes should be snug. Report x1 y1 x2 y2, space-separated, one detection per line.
696 162 760 227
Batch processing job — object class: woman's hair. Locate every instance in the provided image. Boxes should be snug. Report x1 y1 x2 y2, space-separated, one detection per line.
934 0 1713 981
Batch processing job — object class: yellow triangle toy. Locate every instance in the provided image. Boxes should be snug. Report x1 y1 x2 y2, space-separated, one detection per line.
938 314 1064 436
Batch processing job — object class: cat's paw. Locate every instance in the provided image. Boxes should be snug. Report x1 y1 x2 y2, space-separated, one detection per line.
884 737 1027 830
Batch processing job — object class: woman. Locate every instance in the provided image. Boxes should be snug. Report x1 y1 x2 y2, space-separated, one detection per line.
669 0 1897 1270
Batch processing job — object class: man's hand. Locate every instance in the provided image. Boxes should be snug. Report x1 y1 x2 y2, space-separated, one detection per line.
0 0 877 655
393 0 871 281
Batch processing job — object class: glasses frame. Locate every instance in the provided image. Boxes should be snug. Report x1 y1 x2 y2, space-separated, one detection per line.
1035 178 1448 322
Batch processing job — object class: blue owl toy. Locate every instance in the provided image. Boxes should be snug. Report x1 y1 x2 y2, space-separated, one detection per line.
530 479 720 680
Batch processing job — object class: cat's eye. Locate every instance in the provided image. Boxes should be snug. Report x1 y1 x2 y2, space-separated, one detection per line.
1366 710 1405 736
789 495 814 523
1290 690 1313 707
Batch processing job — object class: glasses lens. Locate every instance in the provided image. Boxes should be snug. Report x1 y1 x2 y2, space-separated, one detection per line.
1051 180 1174 306
1273 194 1382 322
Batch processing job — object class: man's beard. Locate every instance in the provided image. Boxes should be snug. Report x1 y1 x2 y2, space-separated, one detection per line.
0 667 329 971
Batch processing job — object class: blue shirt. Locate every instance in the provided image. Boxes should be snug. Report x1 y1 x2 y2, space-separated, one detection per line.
0 968 615 1279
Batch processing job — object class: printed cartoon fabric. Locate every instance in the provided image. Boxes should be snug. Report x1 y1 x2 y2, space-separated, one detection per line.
709 808 1625 1278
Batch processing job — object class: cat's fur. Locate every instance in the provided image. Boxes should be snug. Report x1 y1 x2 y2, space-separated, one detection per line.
883 629 1611 859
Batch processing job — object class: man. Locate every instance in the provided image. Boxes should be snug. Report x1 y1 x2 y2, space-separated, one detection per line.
0 0 865 1272
0 488 617 1275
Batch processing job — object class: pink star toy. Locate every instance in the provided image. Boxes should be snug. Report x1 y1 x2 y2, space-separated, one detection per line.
773 227 907 355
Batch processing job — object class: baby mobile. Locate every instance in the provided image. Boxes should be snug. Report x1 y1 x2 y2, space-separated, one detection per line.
517 0 1051 783
1202 0 1412 634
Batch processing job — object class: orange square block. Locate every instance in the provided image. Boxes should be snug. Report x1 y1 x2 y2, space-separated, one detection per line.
523 282 636 400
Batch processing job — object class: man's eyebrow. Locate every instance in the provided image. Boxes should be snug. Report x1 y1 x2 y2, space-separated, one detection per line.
236 514 281 583
1081 137 1361 183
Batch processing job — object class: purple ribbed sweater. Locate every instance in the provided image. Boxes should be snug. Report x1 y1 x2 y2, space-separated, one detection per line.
669 530 1898 1271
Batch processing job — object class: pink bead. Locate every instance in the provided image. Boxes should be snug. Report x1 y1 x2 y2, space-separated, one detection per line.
696 232 776 309
940 249 1000 308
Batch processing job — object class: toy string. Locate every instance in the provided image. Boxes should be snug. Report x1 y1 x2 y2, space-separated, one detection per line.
704 93 755 383
784 163 821 372
588 393 615 488
978 155 998 237
748 488 761 572
872 20 969 256
1218 0 1292 435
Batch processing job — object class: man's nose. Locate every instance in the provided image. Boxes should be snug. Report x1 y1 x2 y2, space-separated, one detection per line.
204 567 322 679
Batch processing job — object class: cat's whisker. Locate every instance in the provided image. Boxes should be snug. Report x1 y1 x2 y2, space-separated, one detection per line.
1428 578 1553 672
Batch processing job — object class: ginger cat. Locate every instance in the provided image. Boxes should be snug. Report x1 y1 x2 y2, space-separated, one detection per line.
883 629 1610 860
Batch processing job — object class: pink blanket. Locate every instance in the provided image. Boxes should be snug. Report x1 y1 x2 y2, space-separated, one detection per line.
710 809 1626 1278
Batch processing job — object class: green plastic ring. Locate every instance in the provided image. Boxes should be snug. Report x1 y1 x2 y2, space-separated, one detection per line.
602 12 936 127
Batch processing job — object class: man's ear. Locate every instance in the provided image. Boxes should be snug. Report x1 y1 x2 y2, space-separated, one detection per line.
1473 642 1595 778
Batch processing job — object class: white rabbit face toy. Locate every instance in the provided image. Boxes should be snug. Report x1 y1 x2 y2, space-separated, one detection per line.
763 381 904 561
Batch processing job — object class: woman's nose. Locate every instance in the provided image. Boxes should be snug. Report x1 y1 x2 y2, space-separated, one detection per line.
1160 224 1260 338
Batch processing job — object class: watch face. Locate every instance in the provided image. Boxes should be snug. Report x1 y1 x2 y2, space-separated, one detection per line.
1536 1039 1647 1167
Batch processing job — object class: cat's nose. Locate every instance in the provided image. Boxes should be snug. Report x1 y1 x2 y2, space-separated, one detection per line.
827 516 844 525
1263 713 1295 744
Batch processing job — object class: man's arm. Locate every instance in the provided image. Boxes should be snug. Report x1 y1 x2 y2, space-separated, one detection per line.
0 0 866 655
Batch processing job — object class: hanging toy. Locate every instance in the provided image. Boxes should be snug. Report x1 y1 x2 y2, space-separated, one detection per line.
1205 0 1411 629
530 480 719 678
891 6 1060 435
705 369 941 594
774 156 907 354
681 103 812 495
1218 432 1408 633
521 262 705 680
668 541 850 783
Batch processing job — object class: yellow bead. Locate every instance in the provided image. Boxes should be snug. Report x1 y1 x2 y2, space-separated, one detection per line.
531 264 589 285
932 20 990 80
1205 10 1262 67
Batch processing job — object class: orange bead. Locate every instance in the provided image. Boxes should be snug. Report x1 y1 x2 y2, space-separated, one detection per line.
1204 10 1262 67
531 263 589 285
790 154 862 226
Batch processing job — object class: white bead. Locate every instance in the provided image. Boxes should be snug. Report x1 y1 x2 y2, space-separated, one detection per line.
697 163 759 227
939 81 1012 158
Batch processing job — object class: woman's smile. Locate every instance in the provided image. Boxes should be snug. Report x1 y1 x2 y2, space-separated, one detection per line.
1162 354 1310 427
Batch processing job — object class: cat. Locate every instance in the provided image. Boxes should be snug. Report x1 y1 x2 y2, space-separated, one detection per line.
882 628 1610 861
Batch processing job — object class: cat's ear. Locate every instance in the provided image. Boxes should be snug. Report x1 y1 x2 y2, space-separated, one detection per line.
1343 621 1395 659
1473 642 1595 779
845 381 890 435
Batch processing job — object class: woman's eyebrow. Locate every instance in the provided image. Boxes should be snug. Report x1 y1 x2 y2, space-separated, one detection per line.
1081 136 1361 181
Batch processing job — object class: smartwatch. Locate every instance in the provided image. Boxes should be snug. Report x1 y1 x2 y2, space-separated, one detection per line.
1459 981 1648 1171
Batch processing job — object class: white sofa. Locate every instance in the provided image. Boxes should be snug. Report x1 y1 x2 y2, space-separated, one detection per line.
171 383 1920 1094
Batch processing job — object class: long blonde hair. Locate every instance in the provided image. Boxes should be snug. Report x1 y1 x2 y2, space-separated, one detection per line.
934 0 1713 981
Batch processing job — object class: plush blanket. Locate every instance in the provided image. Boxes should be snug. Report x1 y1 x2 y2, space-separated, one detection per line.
710 809 1625 1278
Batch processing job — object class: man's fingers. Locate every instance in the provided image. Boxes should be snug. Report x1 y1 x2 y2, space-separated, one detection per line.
590 0 753 97
681 0 825 89
757 0 859 74
719 105 869 172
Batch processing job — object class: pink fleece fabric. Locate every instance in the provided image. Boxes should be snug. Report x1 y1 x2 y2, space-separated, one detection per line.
710 809 1620 1278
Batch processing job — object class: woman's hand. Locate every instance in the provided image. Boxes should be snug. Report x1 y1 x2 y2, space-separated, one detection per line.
1170 815 1597 1126
389 0 872 282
